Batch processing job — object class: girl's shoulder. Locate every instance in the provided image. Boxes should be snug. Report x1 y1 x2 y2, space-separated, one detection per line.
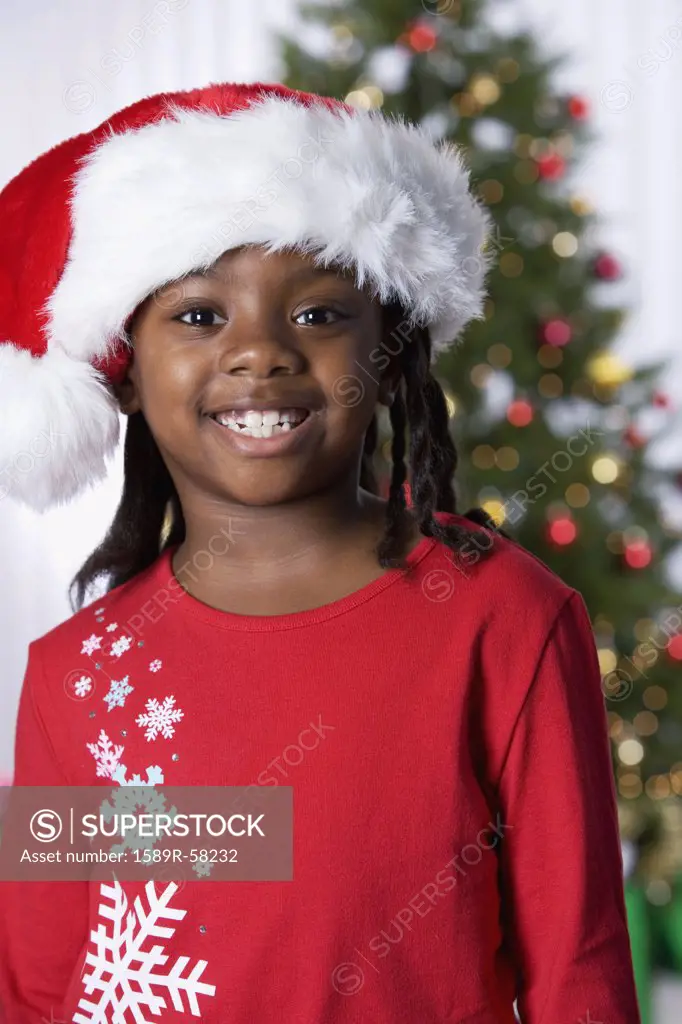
431 508 576 609
28 551 172 670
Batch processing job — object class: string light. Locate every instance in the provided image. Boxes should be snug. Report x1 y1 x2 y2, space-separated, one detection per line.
469 73 501 105
513 160 539 184
538 373 563 398
472 444 496 469
618 739 644 766
470 364 492 387
481 499 506 525
478 179 504 203
619 774 643 798
507 399 533 426
499 253 524 277
598 648 618 674
565 483 590 507
591 455 621 484
634 711 658 736
643 686 668 709
487 343 512 367
552 231 578 257
344 90 372 110
547 515 577 546
537 344 563 368
495 446 519 470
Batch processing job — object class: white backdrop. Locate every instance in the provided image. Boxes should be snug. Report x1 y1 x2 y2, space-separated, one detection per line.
1 0 681 780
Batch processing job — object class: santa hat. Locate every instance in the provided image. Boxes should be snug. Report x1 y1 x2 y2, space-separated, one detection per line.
0 81 492 512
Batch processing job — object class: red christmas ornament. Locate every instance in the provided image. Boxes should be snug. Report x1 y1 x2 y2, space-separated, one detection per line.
506 399 534 427
593 252 622 281
623 424 646 448
548 516 577 546
539 318 572 347
402 21 438 53
536 152 566 181
567 95 590 120
652 390 671 409
667 635 682 661
623 540 652 569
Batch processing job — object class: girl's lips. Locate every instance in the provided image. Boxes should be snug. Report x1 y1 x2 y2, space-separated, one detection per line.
205 409 320 457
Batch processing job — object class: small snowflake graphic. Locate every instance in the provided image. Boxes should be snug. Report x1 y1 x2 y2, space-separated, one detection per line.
81 634 103 656
103 675 134 712
86 730 124 779
149 659 163 673
112 763 164 787
136 696 184 742
73 880 216 1022
73 676 93 698
105 622 118 633
94 607 105 615
192 859 214 879
110 635 133 658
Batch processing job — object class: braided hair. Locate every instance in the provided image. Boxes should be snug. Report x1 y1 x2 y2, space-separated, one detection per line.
70 301 499 611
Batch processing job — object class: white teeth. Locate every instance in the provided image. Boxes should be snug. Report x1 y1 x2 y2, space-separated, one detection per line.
212 408 308 434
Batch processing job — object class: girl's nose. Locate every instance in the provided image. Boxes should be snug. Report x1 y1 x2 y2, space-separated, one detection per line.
216 320 306 378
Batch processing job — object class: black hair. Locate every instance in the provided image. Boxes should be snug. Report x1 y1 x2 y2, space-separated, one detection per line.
69 301 501 612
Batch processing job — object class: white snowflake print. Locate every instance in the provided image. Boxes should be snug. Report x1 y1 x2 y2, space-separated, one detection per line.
74 676 93 698
86 730 125 779
110 635 133 658
192 859 214 879
99 772 177 858
73 880 216 1023
136 696 184 742
112 763 164 787
105 622 118 633
149 659 163 673
103 675 134 712
81 634 103 656
94 607 105 615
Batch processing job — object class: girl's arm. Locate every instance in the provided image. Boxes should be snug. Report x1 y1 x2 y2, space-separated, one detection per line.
497 591 641 1023
0 642 89 1023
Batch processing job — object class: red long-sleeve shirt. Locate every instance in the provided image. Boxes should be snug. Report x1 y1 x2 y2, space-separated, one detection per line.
0 511 641 1022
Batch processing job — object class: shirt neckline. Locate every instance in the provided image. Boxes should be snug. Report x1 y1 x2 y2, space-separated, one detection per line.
158 531 438 632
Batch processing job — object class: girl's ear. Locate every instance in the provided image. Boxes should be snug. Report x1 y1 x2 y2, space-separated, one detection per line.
112 356 141 416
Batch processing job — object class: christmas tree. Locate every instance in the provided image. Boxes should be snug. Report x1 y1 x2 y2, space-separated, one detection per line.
280 0 682 1004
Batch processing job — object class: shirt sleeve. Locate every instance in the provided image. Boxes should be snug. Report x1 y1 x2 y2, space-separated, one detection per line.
0 641 89 1024
497 591 642 1023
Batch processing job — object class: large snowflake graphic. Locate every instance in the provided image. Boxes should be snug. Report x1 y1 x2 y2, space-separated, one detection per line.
136 696 184 741
98 770 178 858
72 880 216 1023
87 730 125 779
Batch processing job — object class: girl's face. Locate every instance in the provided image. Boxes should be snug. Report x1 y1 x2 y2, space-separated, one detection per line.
118 245 400 507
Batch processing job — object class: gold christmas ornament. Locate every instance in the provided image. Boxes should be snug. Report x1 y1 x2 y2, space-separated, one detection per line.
585 351 634 386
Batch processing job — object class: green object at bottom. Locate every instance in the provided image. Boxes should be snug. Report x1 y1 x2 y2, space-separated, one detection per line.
625 881 651 1024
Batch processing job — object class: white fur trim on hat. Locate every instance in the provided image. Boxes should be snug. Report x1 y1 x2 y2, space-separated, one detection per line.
46 96 493 363
0 343 119 511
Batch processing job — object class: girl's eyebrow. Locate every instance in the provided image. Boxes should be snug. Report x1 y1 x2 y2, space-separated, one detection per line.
185 263 350 287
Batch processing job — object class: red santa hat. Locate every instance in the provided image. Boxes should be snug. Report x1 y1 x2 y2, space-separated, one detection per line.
0 81 492 512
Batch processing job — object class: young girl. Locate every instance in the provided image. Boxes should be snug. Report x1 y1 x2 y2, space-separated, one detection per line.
0 82 640 1023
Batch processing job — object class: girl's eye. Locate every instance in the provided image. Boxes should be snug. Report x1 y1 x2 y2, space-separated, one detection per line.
294 307 345 327
175 307 226 327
